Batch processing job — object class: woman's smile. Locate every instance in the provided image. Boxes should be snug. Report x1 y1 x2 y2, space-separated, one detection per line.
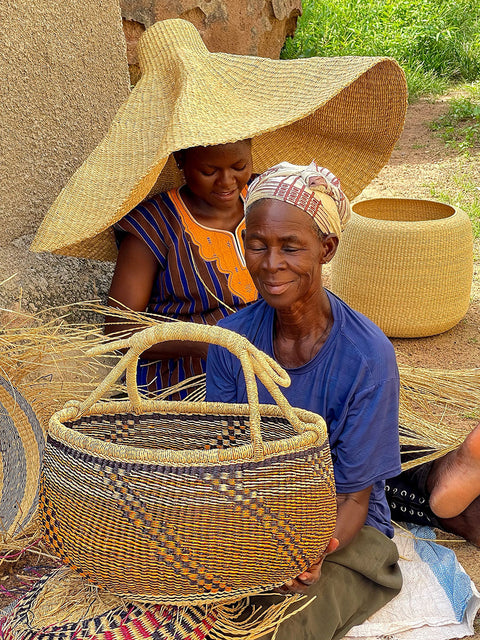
262 280 294 295
212 188 238 201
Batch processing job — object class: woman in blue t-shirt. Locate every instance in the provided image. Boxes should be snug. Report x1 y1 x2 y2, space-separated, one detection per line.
206 162 403 640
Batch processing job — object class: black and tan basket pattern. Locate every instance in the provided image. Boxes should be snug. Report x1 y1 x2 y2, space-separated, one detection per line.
41 323 337 605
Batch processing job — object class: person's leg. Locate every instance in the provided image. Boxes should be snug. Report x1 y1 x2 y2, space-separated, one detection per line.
387 424 480 547
435 501 480 547
428 422 480 520
248 526 402 640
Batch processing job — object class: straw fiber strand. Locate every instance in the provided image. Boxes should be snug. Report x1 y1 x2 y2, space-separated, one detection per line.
0 300 120 555
40 322 336 604
398 366 480 468
31 19 407 260
0 565 311 640
330 198 473 337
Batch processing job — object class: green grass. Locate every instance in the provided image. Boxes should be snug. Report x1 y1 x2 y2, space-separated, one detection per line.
282 0 480 101
426 164 480 238
430 83 480 150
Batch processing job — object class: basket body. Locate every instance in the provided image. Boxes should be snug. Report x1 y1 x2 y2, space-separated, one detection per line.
330 198 473 337
41 403 336 605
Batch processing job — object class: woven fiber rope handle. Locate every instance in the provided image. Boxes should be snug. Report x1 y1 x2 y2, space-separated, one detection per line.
74 321 319 458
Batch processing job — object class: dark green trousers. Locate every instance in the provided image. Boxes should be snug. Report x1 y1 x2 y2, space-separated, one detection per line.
248 526 402 640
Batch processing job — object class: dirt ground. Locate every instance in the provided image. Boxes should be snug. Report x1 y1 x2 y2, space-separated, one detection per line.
1 97 480 636
361 96 480 638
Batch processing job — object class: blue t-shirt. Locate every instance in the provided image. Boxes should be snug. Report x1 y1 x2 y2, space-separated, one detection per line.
206 291 401 537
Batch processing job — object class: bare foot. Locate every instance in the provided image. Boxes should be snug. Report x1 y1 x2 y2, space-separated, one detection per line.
429 422 480 519
437 497 480 548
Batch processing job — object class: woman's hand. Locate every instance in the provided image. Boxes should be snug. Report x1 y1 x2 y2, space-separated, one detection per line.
276 537 339 595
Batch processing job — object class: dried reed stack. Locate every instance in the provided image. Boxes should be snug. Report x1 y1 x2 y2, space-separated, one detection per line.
398 366 479 468
0 297 119 561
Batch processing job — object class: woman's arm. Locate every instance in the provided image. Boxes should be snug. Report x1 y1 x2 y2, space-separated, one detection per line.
333 486 372 550
106 233 209 359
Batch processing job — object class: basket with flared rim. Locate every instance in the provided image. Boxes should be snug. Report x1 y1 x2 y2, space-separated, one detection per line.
330 198 473 338
40 322 336 605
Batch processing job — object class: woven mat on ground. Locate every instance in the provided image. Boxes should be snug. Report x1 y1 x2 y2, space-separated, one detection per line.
345 525 480 640
2 527 478 640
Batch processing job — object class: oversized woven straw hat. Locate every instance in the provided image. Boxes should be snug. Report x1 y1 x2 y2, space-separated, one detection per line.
31 18 407 261
0 375 45 541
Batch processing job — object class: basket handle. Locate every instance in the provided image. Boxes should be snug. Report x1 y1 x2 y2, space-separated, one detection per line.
76 321 317 459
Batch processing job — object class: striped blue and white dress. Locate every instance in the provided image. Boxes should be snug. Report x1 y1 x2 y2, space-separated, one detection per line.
115 185 257 393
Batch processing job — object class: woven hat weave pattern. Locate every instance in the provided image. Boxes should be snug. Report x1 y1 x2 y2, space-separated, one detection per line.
31 18 407 261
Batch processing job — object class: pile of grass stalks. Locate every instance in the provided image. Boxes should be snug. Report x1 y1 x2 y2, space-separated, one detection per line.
283 0 480 101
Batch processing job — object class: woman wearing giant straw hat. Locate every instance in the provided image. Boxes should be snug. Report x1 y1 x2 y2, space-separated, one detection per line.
30 18 407 393
206 161 403 639
105 139 258 394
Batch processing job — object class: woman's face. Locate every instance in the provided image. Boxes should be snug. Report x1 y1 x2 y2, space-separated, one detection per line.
244 199 337 311
179 141 252 210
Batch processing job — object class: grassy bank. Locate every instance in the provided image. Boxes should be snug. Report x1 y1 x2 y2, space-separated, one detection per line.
283 0 480 101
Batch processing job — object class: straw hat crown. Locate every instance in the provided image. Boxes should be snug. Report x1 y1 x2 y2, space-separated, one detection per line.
31 18 407 261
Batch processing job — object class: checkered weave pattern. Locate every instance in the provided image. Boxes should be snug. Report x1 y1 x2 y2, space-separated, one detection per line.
40 322 336 605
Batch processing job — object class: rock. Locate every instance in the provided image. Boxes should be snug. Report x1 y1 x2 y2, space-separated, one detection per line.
121 0 302 83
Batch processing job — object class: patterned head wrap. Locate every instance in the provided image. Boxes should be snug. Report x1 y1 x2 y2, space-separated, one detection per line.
245 161 351 238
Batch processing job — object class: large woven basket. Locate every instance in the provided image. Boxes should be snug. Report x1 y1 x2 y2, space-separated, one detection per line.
330 198 473 337
40 322 336 605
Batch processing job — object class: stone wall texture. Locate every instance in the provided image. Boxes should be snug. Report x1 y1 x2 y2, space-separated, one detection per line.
121 0 302 83
0 0 130 312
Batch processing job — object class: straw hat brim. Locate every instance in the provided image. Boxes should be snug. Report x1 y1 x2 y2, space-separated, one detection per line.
31 18 407 261
0 376 44 540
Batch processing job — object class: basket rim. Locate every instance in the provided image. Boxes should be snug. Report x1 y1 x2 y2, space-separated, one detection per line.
47 399 327 466
351 197 461 226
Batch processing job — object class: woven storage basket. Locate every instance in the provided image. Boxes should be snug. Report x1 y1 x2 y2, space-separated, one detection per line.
40 322 336 605
330 198 473 337
0 375 45 540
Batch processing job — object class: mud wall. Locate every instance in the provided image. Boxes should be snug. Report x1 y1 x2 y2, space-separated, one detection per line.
0 0 130 312
122 0 302 83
